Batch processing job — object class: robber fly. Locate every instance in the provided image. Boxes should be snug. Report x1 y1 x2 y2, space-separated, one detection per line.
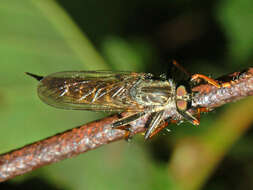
26 61 221 139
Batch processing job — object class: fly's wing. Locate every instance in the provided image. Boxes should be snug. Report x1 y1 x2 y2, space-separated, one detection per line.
37 71 148 111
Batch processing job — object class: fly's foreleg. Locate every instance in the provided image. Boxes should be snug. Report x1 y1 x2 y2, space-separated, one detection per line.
191 74 221 88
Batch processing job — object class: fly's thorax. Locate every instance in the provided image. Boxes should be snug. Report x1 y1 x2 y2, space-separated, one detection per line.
129 78 176 107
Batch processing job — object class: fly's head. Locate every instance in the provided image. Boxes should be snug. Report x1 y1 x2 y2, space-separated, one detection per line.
175 81 199 125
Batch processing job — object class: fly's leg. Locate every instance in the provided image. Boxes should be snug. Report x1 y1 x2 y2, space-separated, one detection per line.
147 118 181 139
145 116 198 139
192 107 211 124
191 74 221 88
172 60 191 77
112 111 146 128
115 125 133 142
179 110 200 125
191 74 234 88
144 111 164 140
172 61 231 88
146 120 168 139
112 112 146 141
196 107 210 121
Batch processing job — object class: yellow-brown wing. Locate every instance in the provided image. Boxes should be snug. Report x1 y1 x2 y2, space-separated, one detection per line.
37 71 148 111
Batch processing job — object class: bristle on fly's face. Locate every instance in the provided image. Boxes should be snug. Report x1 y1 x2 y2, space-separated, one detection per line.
25 72 44 81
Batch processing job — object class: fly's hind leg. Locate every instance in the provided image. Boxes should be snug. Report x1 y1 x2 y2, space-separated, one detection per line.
115 124 133 142
112 111 146 141
112 112 146 128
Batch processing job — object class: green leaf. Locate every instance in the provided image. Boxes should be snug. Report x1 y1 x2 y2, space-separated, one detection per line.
0 0 108 185
101 36 153 71
217 0 253 64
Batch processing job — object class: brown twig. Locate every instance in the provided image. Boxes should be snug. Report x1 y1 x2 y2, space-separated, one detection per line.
0 68 253 182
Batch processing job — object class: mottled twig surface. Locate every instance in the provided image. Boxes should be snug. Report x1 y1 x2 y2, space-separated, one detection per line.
0 68 253 182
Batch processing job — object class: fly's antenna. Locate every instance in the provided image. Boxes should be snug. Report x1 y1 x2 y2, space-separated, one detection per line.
25 72 44 81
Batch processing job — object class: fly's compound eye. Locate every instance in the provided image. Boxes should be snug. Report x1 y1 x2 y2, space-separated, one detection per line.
176 99 187 111
176 83 199 125
176 85 191 111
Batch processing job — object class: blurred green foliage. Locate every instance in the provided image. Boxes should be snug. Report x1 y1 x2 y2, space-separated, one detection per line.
217 0 253 64
0 0 253 190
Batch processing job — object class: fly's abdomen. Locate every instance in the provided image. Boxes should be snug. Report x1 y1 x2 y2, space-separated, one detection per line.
37 71 145 111
37 76 86 110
